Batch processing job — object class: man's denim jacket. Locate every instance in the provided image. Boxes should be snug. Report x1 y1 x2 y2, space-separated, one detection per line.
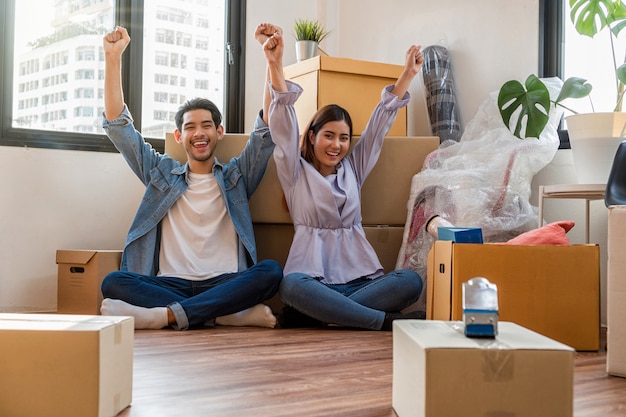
103 106 274 276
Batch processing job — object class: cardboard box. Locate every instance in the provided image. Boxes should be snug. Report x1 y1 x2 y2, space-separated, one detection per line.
165 133 439 226
363 226 406 273
254 223 294 267
426 241 600 351
283 55 407 136
254 223 405 274
0 314 133 417
56 250 122 314
360 137 439 226
164 133 293 225
607 205 626 376
254 224 407 313
392 320 575 417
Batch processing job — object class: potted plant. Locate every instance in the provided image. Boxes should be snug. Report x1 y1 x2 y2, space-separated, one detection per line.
499 1 626 184
570 0 626 112
565 0 626 184
293 18 331 62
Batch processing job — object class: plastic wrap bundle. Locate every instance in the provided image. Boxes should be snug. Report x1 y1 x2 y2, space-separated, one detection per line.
397 78 565 312
422 45 461 143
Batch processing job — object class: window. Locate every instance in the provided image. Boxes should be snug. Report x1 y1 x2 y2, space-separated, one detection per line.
76 47 95 61
0 0 245 152
540 0 626 147
562 1 626 114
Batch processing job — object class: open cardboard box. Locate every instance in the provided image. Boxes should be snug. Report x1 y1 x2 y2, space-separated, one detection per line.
56 250 122 314
426 241 600 351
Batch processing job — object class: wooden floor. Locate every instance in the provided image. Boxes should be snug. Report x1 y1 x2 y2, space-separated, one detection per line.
116 325 626 417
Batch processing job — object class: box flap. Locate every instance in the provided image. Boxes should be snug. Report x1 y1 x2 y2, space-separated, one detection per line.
395 320 575 352
283 56 403 79
56 250 97 265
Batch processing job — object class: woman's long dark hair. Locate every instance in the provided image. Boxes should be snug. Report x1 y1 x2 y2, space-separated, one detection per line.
300 104 353 164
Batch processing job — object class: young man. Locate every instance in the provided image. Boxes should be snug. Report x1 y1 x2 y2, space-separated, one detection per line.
99 26 282 330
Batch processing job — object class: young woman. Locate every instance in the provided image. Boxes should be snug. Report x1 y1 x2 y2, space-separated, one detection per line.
260 24 425 331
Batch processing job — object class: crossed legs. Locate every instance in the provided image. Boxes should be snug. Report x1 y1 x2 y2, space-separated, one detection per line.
100 259 282 330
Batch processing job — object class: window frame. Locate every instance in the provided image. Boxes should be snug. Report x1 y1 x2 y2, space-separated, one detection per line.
0 0 245 153
539 0 572 149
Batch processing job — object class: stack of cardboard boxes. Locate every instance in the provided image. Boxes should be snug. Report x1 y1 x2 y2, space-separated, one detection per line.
165 131 440 312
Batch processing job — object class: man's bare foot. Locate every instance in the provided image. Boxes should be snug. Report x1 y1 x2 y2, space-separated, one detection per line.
101 298 168 329
215 304 277 328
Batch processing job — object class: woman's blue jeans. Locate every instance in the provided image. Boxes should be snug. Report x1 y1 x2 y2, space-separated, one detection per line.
279 270 422 330
101 259 283 330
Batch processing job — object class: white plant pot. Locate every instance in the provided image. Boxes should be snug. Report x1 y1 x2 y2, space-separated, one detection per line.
566 112 626 184
295 40 318 62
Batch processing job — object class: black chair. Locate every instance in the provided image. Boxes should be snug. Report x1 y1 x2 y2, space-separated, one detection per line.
605 140 626 206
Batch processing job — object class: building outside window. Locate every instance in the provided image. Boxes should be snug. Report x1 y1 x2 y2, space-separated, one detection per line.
7 0 227 146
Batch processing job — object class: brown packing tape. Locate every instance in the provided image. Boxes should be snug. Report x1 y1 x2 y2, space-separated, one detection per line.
445 321 515 382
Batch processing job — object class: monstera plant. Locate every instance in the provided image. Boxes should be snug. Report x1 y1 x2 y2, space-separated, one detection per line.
570 0 626 112
497 75 592 139
499 1 626 184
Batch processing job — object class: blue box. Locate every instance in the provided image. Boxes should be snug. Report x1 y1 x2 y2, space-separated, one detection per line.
437 227 483 243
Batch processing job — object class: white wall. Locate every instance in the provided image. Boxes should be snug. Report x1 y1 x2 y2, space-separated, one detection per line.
244 0 539 135
0 146 144 312
6 0 605 324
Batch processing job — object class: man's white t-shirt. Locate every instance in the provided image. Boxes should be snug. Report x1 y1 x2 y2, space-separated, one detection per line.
157 172 238 280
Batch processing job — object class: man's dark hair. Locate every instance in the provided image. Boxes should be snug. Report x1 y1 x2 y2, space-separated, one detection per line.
175 98 222 131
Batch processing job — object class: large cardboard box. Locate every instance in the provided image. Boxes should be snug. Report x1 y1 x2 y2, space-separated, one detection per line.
426 241 600 350
360 137 439 226
392 320 575 417
0 314 133 417
164 133 293 225
254 223 405 274
607 205 626 376
283 55 407 136
56 250 122 314
254 224 406 313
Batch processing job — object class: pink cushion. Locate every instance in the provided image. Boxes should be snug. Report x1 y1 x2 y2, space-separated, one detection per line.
503 220 575 245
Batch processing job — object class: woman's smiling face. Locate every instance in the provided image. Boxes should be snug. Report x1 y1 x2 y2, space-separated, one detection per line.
309 120 351 176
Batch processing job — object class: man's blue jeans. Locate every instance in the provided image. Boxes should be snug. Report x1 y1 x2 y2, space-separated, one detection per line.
101 259 283 330
279 270 422 330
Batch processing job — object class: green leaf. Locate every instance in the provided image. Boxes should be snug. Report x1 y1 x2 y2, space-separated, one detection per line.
556 77 593 103
294 19 331 42
498 74 550 139
612 18 626 36
569 0 616 37
617 63 626 85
